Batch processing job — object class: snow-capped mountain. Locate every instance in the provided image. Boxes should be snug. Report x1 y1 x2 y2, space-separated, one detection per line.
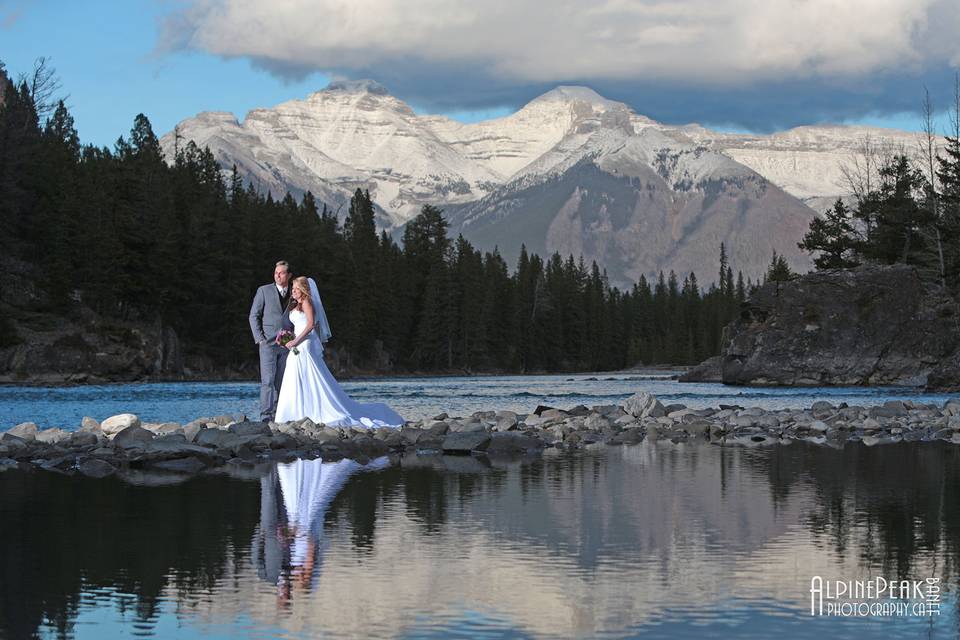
160 81 923 285
444 111 814 286
677 123 930 213
161 80 503 226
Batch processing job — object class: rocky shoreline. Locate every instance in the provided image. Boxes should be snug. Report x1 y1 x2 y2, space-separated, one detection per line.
682 265 960 390
3 391 960 481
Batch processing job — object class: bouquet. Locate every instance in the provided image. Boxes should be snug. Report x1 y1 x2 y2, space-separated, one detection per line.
275 329 299 355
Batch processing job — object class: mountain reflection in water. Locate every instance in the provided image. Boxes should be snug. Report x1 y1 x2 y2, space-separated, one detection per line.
0 441 958 639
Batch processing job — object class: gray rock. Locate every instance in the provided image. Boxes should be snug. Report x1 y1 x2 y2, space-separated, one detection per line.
485 432 544 455
145 439 217 457
0 458 19 472
79 459 116 478
623 391 666 419
228 421 272 437
943 400 960 416
441 431 492 453
69 431 100 447
36 428 70 444
0 433 28 449
400 427 425 444
143 422 183 435
522 415 547 428
194 428 235 448
808 421 830 433
702 265 959 388
493 416 518 432
113 425 155 448
584 414 611 430
101 414 141 435
39 456 75 473
81 416 101 432
810 401 834 413
756 414 782 428
8 422 38 440
426 421 450 436
450 421 486 433
383 431 405 448
678 355 722 382
269 433 299 449
184 422 205 443
682 420 712 436
540 409 568 421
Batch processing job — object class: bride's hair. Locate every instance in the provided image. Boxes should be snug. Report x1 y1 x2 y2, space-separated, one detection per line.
287 276 311 311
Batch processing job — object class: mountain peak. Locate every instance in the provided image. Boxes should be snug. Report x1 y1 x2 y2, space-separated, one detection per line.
530 86 616 106
322 79 390 96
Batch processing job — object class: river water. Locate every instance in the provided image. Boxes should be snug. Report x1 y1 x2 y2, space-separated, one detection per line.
1 372 957 430
2 374 959 638
1 441 957 638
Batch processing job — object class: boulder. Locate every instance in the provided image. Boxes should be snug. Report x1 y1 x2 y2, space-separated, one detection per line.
143 422 183 435
35 428 70 445
623 391 666 419
0 433 28 449
485 432 544 455
79 459 116 478
227 421 272 437
183 422 204 443
68 431 100 447
101 414 141 435
441 432 491 454
112 425 155 448
8 422 38 440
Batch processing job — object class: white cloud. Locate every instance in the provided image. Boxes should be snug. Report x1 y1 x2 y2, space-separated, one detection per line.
155 0 960 130
159 0 958 84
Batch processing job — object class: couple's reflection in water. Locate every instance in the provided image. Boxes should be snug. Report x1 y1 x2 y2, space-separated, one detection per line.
252 455 390 607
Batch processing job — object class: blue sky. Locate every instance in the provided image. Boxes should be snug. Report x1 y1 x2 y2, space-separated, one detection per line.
1 0 954 147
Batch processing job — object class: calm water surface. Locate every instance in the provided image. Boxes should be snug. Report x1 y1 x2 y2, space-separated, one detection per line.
2 441 958 639
2 373 959 430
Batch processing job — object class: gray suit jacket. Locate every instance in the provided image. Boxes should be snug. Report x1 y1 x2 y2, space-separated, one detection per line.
249 284 293 345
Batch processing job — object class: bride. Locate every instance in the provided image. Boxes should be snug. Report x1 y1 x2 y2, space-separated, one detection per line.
274 277 405 428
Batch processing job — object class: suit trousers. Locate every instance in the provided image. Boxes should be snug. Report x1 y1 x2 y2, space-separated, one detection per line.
259 342 289 421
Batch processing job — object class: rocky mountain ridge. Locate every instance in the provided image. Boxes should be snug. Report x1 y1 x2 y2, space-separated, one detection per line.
160 81 930 285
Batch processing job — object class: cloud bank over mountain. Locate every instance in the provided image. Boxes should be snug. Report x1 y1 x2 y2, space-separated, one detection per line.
158 0 960 130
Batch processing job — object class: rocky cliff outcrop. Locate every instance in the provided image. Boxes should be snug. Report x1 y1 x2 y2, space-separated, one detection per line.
0 255 246 384
0 304 189 384
683 265 960 389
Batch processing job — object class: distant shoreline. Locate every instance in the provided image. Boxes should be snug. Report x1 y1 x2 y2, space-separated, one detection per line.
0 365 685 388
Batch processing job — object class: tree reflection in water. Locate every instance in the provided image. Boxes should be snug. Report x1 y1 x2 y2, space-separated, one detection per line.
2 441 960 638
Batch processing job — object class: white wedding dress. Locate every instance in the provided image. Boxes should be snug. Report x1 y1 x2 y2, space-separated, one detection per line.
274 280 404 428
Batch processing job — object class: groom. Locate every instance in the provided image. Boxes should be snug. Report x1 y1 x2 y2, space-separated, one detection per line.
249 260 294 422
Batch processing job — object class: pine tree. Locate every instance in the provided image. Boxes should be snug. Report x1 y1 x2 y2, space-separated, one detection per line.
799 198 862 270
765 251 794 283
